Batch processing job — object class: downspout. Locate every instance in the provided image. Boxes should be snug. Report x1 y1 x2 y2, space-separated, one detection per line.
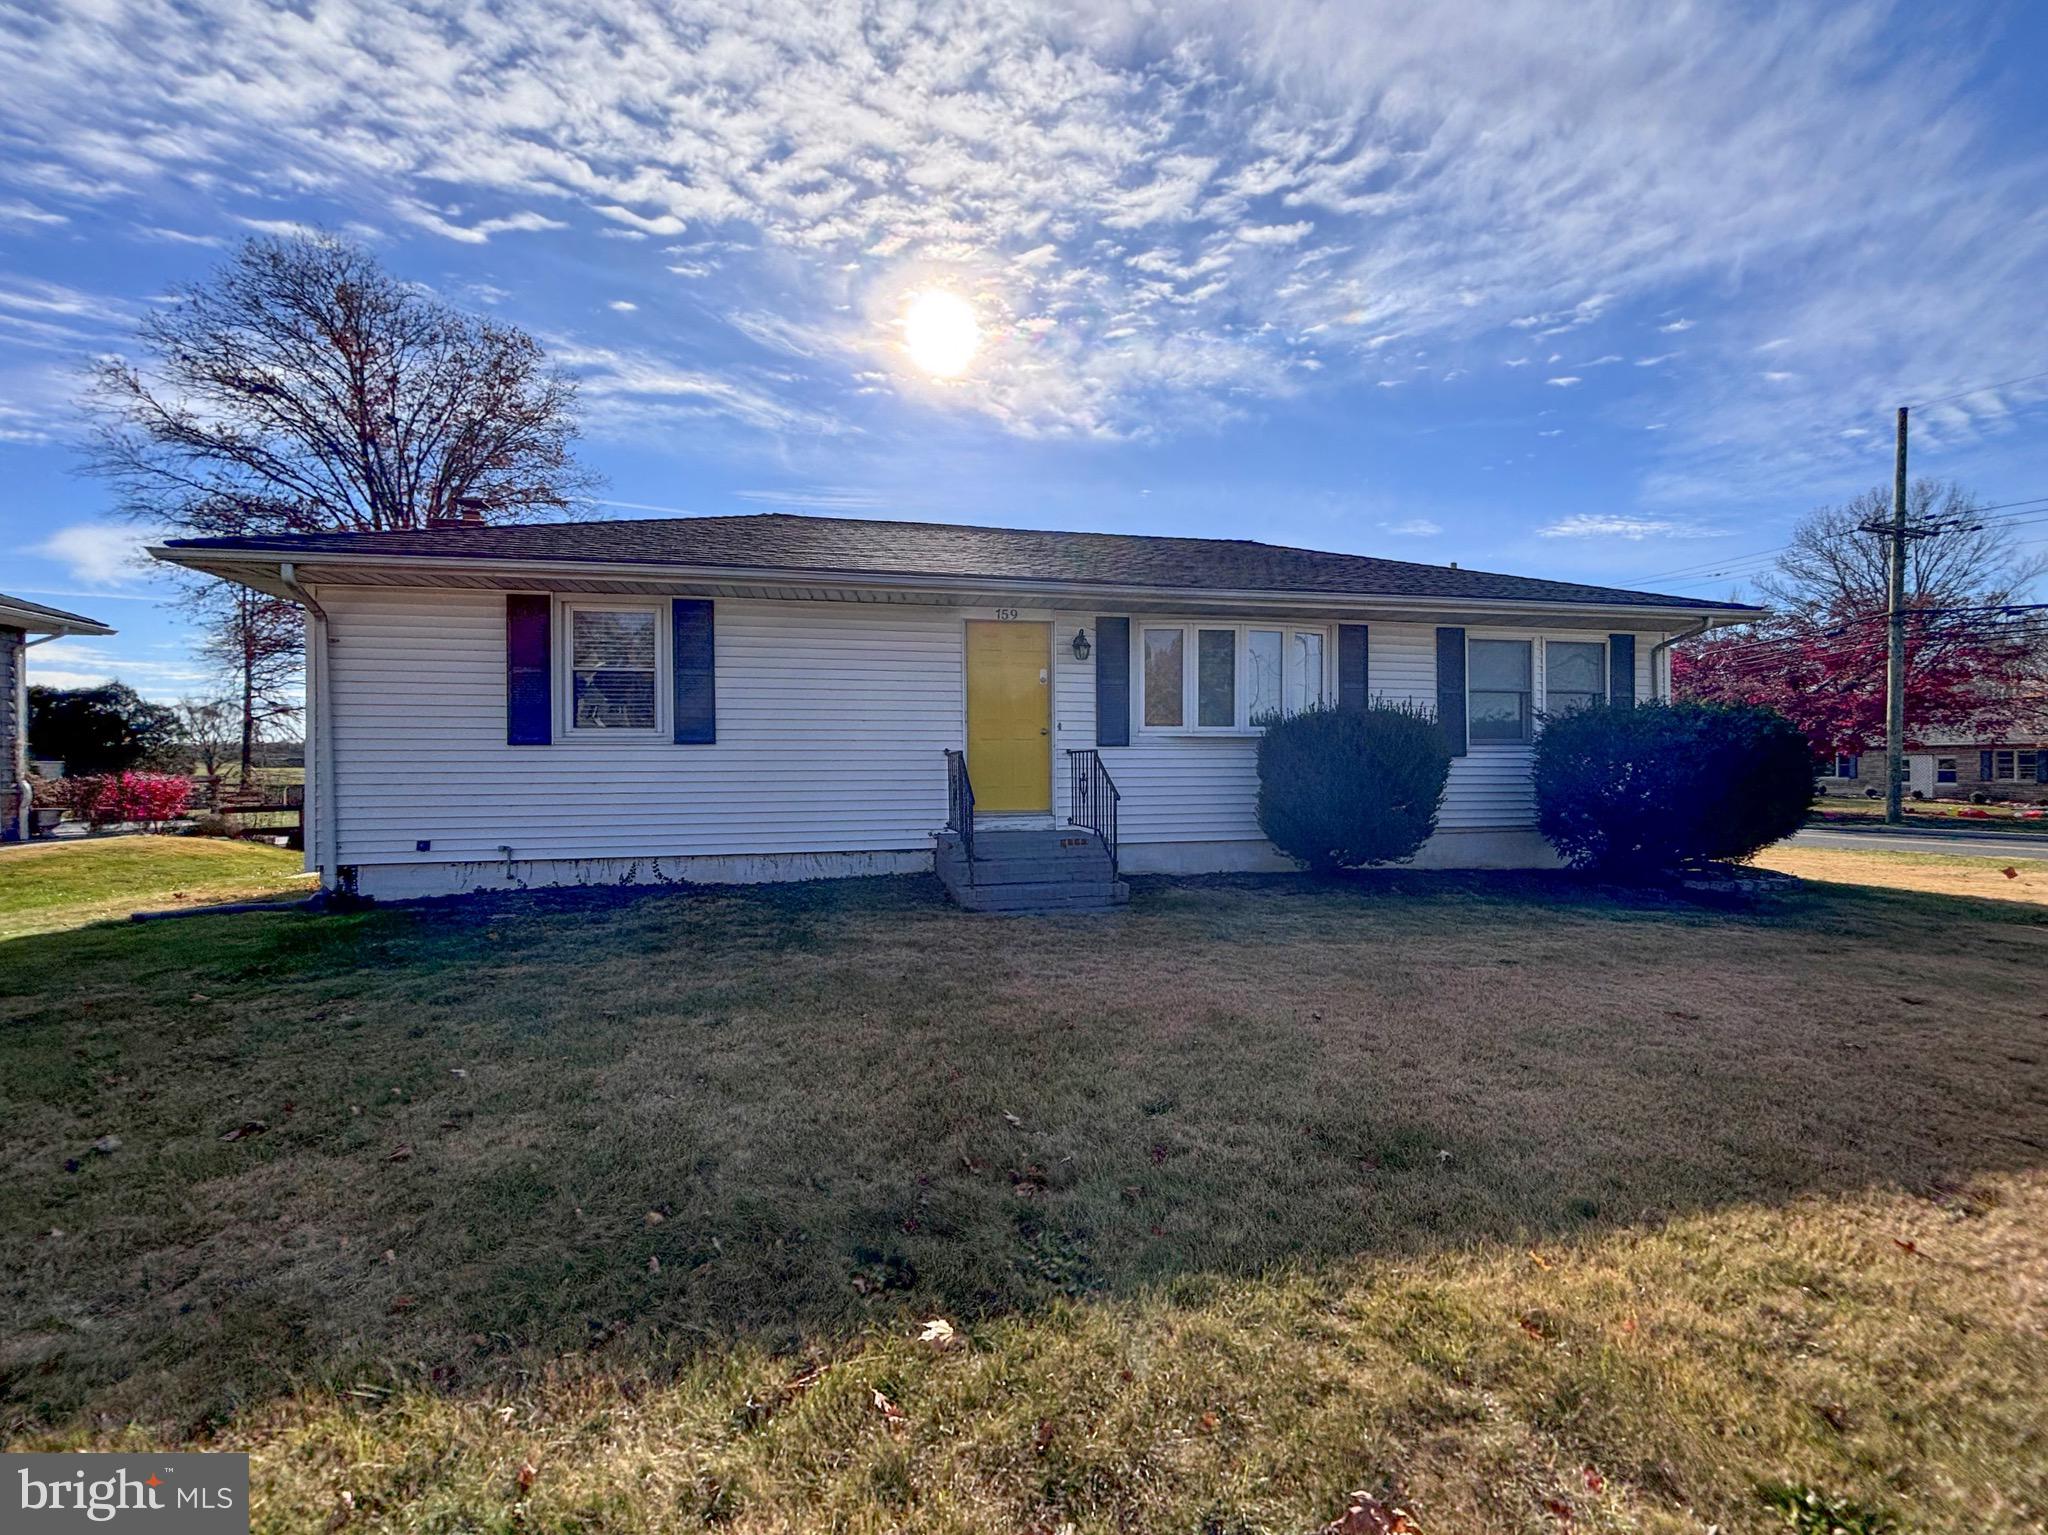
1648 619 1712 702
277 563 336 885
15 634 62 842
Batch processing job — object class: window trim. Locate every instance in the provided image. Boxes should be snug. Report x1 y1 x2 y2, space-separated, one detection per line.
1136 620 1334 736
558 598 668 738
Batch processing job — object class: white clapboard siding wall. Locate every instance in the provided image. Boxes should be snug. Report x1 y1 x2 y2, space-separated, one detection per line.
323 588 962 865
1059 618 1668 845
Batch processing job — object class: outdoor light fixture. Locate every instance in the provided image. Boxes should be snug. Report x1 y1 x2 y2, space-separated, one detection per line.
1071 627 1091 661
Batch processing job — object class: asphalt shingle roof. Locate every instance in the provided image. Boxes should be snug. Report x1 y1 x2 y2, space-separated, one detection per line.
161 513 1754 612
0 591 114 633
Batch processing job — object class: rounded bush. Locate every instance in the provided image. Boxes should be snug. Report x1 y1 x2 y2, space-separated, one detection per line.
1256 702 1451 871
1532 701 1813 876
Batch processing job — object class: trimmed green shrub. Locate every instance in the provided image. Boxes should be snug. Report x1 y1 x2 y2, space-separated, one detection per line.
1533 700 1813 876
1256 702 1452 871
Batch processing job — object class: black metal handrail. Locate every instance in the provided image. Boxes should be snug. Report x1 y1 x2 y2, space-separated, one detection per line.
944 748 976 874
1065 748 1121 878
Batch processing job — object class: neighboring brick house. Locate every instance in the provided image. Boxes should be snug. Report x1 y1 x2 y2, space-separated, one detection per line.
1 594 116 842
1817 734 2048 805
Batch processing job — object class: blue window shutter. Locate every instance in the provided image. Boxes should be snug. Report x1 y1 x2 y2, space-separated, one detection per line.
1981 750 1994 780
672 599 715 744
1608 633 1636 707
1337 624 1368 709
2037 748 2047 782
1846 755 1858 779
1095 617 1130 747
506 594 551 746
1436 627 1467 757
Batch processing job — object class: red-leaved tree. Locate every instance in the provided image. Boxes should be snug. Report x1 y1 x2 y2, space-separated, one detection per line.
1677 479 2046 756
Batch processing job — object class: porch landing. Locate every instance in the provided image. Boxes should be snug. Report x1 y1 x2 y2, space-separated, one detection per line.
934 827 1128 913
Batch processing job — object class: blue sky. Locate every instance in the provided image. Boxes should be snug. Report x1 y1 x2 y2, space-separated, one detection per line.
4 0 2047 701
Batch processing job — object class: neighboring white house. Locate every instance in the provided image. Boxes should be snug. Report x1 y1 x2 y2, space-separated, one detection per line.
152 514 1758 902
2 592 116 843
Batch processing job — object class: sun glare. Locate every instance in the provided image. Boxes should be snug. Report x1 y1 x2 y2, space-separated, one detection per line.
903 289 980 378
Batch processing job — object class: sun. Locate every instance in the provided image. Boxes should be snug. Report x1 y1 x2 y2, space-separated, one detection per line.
903 290 980 378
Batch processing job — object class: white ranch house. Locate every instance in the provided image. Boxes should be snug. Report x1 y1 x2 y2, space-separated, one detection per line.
154 515 1756 908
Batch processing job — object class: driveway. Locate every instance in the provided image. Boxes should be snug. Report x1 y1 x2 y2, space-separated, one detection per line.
1793 823 2048 861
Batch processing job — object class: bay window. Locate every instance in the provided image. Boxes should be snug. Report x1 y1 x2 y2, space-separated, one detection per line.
1138 622 1331 732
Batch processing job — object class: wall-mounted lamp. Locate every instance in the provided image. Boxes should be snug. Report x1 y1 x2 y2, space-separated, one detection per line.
1070 627 1092 661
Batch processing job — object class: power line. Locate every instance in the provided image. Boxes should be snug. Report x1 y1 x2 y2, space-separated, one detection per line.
1906 369 2048 411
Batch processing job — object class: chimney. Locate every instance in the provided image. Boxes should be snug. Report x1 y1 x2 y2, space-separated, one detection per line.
426 497 489 528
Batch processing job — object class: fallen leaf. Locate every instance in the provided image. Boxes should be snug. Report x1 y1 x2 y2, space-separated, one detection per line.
1197 1410 1219 1433
871 1388 907 1434
220 1121 268 1142
1893 1238 1919 1256
189 993 210 1003
1318 1490 1418 1534
1582 1466 1605 1494
514 1460 537 1494
1618 1314 1639 1335
388 1295 415 1313
1003 1112 1024 1128
1518 1315 1547 1341
385 1145 414 1163
1545 1495 1575 1526
1528 1248 1552 1270
1033 1418 1057 1454
647 1255 661 1274
644 1210 666 1226
918 1318 956 1348
90 1135 121 1155
383 1248 396 1264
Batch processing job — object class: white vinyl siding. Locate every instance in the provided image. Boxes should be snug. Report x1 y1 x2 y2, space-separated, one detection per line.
320 588 961 864
317 591 1677 868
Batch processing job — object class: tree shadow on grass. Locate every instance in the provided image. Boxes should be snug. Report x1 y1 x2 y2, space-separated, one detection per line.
1 867 2044 1436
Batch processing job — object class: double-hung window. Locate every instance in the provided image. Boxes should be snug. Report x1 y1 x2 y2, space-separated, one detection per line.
564 602 662 734
1991 750 2038 782
1830 753 1860 780
1468 639 1533 743
1544 640 1606 715
1936 757 1958 784
1139 623 1330 732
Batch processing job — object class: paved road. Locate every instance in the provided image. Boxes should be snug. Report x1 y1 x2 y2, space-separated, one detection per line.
1793 824 2048 861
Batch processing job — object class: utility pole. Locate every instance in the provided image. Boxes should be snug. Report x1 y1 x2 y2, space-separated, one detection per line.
1883 406 1909 825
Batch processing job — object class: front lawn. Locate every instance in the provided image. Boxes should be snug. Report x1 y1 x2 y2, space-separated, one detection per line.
1810 796 2048 832
0 835 313 939
2 867 2044 1532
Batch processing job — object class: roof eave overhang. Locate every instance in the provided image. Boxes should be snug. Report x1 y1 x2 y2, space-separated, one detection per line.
0 605 116 638
148 545 1765 625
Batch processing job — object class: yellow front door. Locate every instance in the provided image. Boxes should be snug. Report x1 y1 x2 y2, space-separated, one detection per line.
965 621 1051 814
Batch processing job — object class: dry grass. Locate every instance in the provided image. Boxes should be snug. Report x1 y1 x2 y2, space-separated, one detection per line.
1756 846 2048 906
2 868 2045 1532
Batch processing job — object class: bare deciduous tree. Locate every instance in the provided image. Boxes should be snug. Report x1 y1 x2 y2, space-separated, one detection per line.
1756 478 2046 620
198 584 303 778
172 696 237 779
86 232 596 534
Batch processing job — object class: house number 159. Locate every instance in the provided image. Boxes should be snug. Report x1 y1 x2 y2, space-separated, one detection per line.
993 608 1021 620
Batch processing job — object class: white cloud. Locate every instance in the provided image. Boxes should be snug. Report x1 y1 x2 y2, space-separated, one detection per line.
608 300 638 312
1538 515 1722 539
1379 517 1441 536
33 522 162 587
0 0 2038 458
0 198 67 226
1635 353 1676 366
1546 375 1582 387
1659 317 1697 333
1235 220 1314 245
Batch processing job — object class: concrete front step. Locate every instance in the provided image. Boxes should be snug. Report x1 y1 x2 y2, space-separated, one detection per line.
934 826 1122 911
951 879 1130 913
